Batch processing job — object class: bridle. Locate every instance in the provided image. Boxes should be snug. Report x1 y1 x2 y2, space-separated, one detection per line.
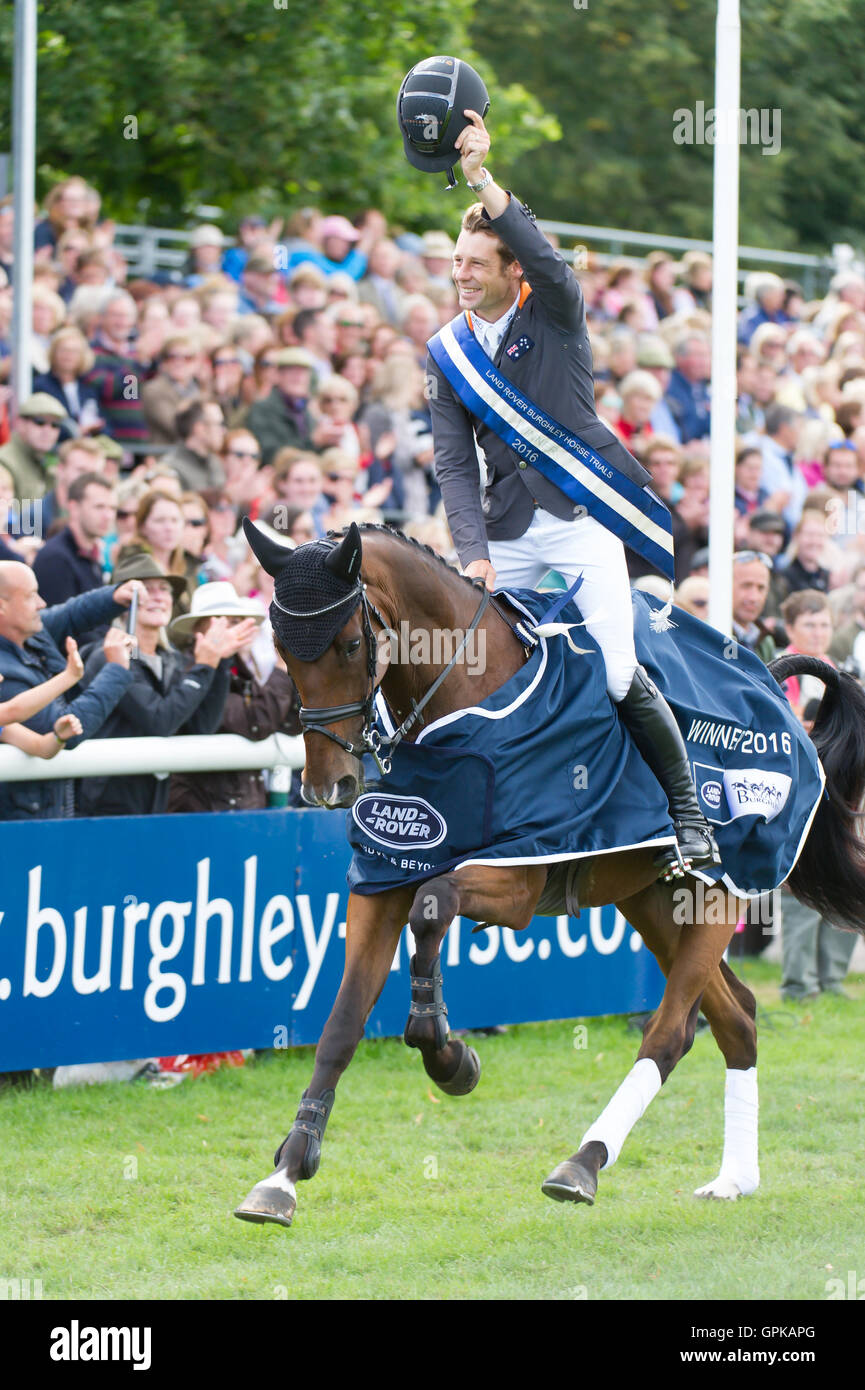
286 578 491 777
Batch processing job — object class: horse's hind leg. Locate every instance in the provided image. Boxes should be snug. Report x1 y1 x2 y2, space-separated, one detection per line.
543 878 736 1206
234 886 413 1229
403 865 546 1095
693 958 759 1199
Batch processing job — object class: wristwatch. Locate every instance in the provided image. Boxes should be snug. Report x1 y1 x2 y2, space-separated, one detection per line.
467 168 492 193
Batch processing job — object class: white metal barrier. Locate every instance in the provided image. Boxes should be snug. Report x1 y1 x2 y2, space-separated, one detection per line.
0 733 305 783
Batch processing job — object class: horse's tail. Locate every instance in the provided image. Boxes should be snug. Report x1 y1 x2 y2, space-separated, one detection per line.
769 654 865 933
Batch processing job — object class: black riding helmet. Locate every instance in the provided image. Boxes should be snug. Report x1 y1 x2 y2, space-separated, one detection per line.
397 56 490 186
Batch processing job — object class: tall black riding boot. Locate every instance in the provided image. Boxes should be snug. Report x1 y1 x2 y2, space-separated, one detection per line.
617 665 721 878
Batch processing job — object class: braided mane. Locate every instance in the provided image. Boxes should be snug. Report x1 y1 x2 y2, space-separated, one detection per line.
326 522 479 595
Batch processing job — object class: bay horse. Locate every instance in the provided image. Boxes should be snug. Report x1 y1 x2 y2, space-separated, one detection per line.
234 522 865 1227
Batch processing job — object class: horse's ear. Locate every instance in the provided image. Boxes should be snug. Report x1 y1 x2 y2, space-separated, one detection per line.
242 516 295 576
325 523 362 583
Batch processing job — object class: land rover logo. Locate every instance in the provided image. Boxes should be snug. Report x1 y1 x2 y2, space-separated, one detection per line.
701 780 723 810
352 794 447 850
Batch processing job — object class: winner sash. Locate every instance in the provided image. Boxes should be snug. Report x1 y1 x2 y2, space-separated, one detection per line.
428 313 676 581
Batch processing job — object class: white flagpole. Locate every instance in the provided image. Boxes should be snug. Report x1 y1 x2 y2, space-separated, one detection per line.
11 0 37 408
708 0 741 637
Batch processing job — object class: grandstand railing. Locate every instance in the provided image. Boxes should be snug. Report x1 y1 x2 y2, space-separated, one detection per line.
114 219 839 297
0 733 305 782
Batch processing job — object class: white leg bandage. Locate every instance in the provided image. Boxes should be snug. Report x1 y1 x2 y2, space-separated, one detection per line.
718 1066 760 1194
695 1066 759 1199
579 1057 662 1168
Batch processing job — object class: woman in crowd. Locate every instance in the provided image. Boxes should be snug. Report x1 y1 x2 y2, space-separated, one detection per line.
221 428 270 522
310 376 362 464
271 451 326 533
643 251 693 325
180 490 211 582
199 488 241 581
210 343 248 430
34 177 95 260
243 343 282 408
117 489 193 616
358 354 434 518
31 286 68 377
78 557 254 817
167 582 299 814
33 326 102 441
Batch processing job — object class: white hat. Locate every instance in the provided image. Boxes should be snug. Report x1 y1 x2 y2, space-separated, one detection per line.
189 224 224 249
169 581 266 638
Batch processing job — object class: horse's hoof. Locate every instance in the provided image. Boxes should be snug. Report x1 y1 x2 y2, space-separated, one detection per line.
435 1042 481 1097
694 1176 744 1200
541 1156 598 1205
233 1169 297 1227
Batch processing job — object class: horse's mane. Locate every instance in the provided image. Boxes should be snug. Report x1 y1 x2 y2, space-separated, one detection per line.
326 522 480 596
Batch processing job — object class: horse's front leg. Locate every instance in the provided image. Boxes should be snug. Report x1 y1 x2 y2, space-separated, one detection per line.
403 864 546 1095
543 879 737 1206
234 885 414 1228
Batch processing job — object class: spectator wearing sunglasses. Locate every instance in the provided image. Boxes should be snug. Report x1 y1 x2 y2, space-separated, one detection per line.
199 488 241 583
110 479 148 567
245 344 283 409
0 392 65 503
221 429 270 523
209 344 248 430
180 491 210 570
674 575 710 619
310 376 361 465
140 334 203 445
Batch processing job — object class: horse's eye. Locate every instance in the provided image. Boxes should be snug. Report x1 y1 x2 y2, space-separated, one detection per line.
345 638 362 656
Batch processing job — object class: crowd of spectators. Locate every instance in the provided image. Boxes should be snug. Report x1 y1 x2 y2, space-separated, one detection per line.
1 176 864 1020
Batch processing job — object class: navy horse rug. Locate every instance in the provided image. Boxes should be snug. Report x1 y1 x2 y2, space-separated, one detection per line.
347 588 824 903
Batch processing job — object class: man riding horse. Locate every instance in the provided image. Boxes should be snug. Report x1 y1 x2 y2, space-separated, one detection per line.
414 78 719 878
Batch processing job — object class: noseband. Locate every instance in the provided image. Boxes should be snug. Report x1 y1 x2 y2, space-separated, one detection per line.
293 580 490 777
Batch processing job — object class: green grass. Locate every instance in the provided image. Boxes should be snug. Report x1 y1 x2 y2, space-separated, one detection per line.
3 959 864 1301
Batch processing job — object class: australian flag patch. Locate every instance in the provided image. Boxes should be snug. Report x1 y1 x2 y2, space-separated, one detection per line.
506 334 534 360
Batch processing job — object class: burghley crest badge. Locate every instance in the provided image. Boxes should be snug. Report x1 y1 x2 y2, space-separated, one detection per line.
352 793 447 851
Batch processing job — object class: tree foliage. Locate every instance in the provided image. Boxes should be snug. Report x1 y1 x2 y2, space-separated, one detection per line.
471 0 865 252
0 0 557 233
2 0 865 250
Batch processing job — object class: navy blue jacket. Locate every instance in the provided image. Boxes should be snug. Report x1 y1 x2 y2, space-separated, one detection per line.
31 371 102 443
663 369 711 443
0 586 134 820
426 195 652 566
32 526 105 609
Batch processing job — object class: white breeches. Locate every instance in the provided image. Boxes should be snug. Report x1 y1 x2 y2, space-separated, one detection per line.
487 510 638 701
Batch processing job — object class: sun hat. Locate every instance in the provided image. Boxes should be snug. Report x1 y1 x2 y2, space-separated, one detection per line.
168 581 266 639
319 216 360 243
111 552 188 600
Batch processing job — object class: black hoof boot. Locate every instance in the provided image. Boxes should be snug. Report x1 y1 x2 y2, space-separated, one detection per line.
435 1040 481 1097
541 1142 607 1205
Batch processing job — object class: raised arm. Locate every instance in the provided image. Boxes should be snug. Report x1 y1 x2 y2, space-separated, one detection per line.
456 109 584 335
0 637 84 724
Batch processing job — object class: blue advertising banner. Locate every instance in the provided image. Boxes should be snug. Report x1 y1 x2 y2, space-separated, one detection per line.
0 809 664 1071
